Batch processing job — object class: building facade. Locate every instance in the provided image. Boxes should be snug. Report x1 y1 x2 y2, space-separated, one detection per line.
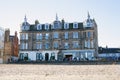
0 27 4 63
98 47 120 61
19 13 98 61
4 29 19 63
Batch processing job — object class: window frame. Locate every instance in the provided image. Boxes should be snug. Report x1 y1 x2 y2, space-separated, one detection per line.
64 23 69 29
73 23 78 29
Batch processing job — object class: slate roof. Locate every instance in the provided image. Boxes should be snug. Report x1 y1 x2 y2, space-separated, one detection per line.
28 22 83 31
99 47 120 54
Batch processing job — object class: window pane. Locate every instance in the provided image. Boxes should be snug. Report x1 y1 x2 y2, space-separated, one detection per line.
37 24 42 30
87 32 91 38
36 53 40 60
73 32 78 38
20 53 24 60
88 40 90 48
40 43 42 49
40 34 42 40
36 43 39 49
91 40 94 48
85 40 87 48
45 33 49 39
54 42 59 48
45 24 49 30
73 23 78 28
64 32 68 39
39 53 43 60
64 23 69 29
53 32 59 38
73 42 79 48
64 42 69 49
45 42 50 49
25 43 28 49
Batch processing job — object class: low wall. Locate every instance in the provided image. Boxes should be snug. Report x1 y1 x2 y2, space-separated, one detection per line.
8 61 120 65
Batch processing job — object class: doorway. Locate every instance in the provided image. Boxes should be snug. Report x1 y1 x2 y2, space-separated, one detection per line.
45 53 49 61
65 55 72 61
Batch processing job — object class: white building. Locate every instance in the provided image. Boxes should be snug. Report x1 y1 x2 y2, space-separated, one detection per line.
0 27 4 63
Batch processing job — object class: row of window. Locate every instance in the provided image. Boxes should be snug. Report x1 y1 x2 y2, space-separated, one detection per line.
85 40 94 48
19 53 55 61
36 41 80 49
36 23 79 30
21 31 93 40
83 31 93 38
20 33 28 40
37 24 50 30
20 40 94 50
36 32 78 40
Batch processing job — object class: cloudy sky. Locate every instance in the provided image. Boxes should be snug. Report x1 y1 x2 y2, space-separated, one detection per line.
0 0 120 47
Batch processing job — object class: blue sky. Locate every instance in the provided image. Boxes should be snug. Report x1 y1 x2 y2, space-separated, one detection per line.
0 0 120 47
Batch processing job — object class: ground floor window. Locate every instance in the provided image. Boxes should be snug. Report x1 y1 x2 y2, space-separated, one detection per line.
80 52 94 60
24 53 28 61
50 53 55 61
19 53 24 60
36 53 43 61
19 53 28 61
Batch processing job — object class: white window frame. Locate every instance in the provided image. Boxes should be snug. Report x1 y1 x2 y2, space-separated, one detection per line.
37 24 42 30
45 24 49 30
64 23 69 29
73 22 78 29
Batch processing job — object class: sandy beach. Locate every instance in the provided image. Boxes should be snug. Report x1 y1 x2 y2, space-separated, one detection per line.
0 64 120 80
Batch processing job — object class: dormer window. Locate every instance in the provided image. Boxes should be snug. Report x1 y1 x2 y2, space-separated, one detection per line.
73 23 78 29
37 24 42 30
22 25 30 31
21 16 30 31
64 23 69 29
83 12 94 28
45 24 49 30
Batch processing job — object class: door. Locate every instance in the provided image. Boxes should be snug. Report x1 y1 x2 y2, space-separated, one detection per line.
45 53 49 61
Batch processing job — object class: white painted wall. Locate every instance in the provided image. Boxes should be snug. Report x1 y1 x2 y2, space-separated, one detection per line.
19 50 59 61
0 58 3 63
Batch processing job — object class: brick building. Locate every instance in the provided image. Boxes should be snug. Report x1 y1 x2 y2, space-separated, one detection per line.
3 29 19 63
19 13 98 61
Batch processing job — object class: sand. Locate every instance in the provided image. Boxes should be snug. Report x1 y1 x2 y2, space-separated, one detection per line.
0 64 120 80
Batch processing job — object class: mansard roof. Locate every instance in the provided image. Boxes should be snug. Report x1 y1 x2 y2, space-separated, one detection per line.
27 22 83 31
